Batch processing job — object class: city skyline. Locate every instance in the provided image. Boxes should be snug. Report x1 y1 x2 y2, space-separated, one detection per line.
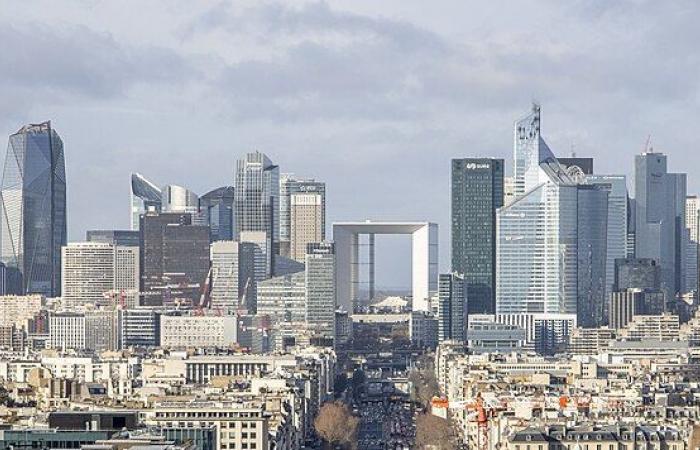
2 114 695 291
3 4 700 449
3 2 700 288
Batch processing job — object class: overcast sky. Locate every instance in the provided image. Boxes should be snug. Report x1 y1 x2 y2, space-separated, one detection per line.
2 1 700 289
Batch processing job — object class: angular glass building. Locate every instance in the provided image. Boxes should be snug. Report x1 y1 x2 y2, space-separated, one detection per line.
130 173 162 231
0 122 67 296
199 186 235 242
634 152 687 299
576 185 609 327
451 158 503 315
234 152 279 254
584 175 629 299
497 106 608 327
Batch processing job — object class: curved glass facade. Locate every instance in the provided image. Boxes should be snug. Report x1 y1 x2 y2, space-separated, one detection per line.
199 186 235 242
0 122 67 296
130 173 162 231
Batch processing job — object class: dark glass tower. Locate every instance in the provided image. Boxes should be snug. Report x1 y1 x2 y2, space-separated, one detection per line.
139 212 210 306
0 122 67 296
451 158 503 315
199 186 235 242
438 272 466 342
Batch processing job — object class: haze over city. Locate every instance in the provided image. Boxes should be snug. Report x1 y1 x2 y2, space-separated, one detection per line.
3 1 700 287
3 3 700 450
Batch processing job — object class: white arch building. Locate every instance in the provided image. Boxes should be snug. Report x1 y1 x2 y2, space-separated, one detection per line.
333 221 438 312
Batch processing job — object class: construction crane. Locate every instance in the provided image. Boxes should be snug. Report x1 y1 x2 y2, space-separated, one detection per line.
432 393 492 450
102 289 162 309
238 277 252 314
467 394 490 450
194 268 213 316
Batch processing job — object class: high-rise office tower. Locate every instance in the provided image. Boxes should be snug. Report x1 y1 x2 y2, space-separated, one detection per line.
451 158 504 315
0 262 7 296
687 196 700 242
199 186 235 242
210 240 257 313
0 122 67 296
161 184 198 215
280 174 326 258
576 185 609 327
234 152 279 262
685 195 699 295
503 176 516 206
130 173 161 231
290 193 324 262
614 258 660 291
437 273 466 342
512 103 545 196
86 230 140 247
256 272 306 325
497 105 608 327
240 230 270 281
305 242 336 339
61 242 140 308
584 175 629 298
139 212 210 306
634 152 687 299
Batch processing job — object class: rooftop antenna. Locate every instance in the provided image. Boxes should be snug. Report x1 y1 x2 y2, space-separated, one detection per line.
643 134 653 154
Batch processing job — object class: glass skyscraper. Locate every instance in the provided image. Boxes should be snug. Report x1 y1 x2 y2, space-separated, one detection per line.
576 185 609 327
497 106 608 327
199 186 235 242
634 152 687 299
305 242 336 340
451 158 503 315
139 212 210 306
584 175 629 299
437 272 466 342
234 152 279 255
0 122 67 296
130 173 161 231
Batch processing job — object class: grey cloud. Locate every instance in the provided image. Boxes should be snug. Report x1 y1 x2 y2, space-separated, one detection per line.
187 1 448 55
0 23 197 99
3 0 700 287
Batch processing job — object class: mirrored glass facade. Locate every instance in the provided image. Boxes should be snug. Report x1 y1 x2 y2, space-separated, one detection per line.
130 173 162 231
199 186 235 242
451 158 503 315
234 152 279 253
0 122 66 296
497 106 608 327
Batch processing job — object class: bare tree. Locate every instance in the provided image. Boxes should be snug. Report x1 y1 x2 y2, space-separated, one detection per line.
415 413 455 450
314 401 359 449
409 360 440 409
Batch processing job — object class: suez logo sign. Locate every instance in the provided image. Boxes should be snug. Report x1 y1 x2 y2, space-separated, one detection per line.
464 162 490 170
